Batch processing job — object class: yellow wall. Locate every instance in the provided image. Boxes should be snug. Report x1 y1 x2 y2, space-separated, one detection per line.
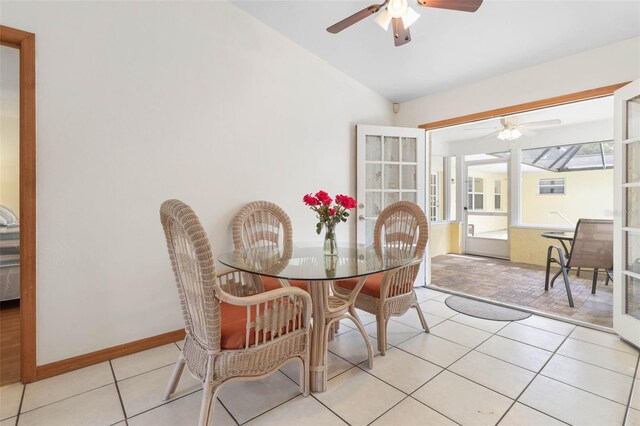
429 222 463 257
510 226 572 266
521 168 613 226
429 222 450 258
0 116 19 217
449 222 462 254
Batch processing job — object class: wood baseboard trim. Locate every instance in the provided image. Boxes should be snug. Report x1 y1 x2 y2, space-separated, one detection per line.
34 329 185 381
418 82 630 130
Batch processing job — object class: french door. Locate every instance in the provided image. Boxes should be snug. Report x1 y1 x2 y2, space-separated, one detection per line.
613 80 640 347
356 125 428 285
464 158 510 259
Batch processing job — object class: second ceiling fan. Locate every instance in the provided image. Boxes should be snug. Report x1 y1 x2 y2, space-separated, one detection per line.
327 0 483 47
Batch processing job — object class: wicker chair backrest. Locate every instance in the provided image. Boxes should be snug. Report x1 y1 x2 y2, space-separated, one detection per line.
232 201 293 252
374 201 429 258
160 199 220 353
373 201 429 298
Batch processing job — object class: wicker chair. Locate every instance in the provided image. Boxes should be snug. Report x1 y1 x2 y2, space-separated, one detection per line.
160 200 312 425
545 219 613 307
232 201 307 292
334 201 429 355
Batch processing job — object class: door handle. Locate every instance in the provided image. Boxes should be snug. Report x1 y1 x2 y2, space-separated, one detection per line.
359 215 377 221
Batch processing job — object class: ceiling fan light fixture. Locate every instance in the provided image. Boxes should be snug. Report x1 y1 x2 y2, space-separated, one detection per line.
498 128 522 141
374 9 392 31
387 0 408 18
402 7 421 29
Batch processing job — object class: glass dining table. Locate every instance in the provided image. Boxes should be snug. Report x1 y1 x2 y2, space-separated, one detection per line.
218 243 418 392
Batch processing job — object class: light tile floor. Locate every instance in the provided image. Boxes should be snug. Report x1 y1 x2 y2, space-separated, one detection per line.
2 287 639 426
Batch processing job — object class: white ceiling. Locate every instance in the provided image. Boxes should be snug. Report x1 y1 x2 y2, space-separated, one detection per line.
1 46 19 118
233 0 640 103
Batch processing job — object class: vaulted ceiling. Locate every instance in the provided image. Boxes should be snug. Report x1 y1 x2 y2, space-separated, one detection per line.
233 0 640 102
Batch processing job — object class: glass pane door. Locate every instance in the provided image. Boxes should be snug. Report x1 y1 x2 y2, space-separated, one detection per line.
464 160 509 259
614 81 640 347
356 125 427 284
357 126 425 245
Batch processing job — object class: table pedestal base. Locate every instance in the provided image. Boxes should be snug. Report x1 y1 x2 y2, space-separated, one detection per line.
308 280 329 393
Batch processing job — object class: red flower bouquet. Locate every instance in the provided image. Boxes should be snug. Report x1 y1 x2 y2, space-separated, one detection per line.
303 191 357 256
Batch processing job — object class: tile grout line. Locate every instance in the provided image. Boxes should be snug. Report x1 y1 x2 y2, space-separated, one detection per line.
544 341 639 378
308 393 354 425
109 360 128 425
399 318 513 424
404 368 464 426
124 388 202 423
216 396 240 425
395 311 637 406
16 382 114 416
402 309 601 424
399 316 632 422
114 361 179 383
494 332 574 426
622 354 640 425
13 383 25 425
568 335 640 355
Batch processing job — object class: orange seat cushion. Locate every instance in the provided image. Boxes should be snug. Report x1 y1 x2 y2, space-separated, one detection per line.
335 272 384 298
262 276 308 292
220 301 298 349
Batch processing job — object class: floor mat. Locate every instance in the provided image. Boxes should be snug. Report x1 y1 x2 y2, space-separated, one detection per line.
445 295 531 321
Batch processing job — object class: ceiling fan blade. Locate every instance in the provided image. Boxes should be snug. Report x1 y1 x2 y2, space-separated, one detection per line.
392 17 411 47
479 130 501 140
465 126 500 131
518 119 562 128
327 3 385 33
417 0 483 13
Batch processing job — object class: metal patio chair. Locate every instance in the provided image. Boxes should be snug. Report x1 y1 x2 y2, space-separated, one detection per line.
545 219 613 307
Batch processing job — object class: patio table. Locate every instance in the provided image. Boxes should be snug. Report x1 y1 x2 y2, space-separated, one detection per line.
541 231 575 257
218 243 417 392
541 230 576 285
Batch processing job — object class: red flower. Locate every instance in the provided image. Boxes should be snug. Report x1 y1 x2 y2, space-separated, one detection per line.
335 194 357 209
329 208 336 216
303 194 321 206
315 190 333 206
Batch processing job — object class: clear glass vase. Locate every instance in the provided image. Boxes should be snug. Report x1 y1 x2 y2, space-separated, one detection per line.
323 223 338 257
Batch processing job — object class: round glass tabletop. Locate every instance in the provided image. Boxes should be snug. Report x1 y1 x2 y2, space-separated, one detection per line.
217 244 418 281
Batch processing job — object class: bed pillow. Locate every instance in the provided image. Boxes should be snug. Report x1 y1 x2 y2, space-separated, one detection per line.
0 205 18 226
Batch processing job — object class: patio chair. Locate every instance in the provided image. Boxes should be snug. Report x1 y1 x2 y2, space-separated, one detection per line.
232 200 307 293
160 200 312 426
545 218 613 307
333 201 429 355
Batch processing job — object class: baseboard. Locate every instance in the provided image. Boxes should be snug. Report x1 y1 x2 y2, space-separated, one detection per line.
34 329 185 382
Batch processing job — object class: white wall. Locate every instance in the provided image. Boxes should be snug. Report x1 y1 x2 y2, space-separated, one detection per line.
394 37 640 128
1 1 392 364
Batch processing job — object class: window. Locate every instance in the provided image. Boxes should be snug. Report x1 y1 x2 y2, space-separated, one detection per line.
449 156 457 221
430 156 446 221
467 177 484 210
539 178 565 194
494 180 502 209
429 172 438 221
520 141 614 226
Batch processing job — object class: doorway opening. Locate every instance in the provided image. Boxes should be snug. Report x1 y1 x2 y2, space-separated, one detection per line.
0 25 36 384
426 93 617 327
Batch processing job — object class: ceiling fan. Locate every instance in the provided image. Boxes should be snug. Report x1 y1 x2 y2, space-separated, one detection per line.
326 0 483 47
466 118 563 141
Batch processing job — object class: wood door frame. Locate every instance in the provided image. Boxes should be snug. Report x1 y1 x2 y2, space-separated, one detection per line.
419 83 630 131
1 25 37 383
